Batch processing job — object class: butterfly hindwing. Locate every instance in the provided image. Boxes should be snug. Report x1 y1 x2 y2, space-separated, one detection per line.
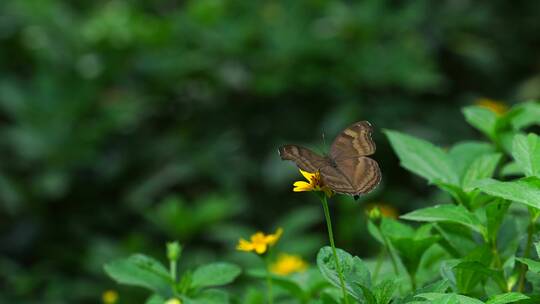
278 145 329 173
330 121 376 159
328 157 381 195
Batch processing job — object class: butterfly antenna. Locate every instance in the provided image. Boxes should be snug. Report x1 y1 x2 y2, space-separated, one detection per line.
319 132 328 155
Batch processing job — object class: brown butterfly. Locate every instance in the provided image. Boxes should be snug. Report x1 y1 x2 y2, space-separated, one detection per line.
279 121 381 197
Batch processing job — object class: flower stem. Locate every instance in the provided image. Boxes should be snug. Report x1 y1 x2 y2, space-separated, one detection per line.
409 270 417 292
170 260 177 283
321 196 350 304
265 260 273 304
518 213 536 292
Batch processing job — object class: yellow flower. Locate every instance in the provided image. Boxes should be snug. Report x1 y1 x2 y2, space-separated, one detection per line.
475 98 508 115
165 299 182 304
270 253 308 275
366 203 399 219
236 228 283 254
293 169 333 197
102 290 118 304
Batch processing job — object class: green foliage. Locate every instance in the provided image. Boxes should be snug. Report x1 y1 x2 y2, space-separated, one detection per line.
512 134 540 178
317 246 372 301
104 254 172 296
2 0 540 300
191 263 241 289
105 243 240 302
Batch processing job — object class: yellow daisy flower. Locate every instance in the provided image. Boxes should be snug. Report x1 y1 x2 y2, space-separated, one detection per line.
293 169 333 197
237 228 283 254
102 290 118 304
366 203 399 219
270 253 308 275
475 98 508 115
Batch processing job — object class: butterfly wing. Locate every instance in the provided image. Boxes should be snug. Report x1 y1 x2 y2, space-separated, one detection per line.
320 157 381 195
278 145 329 172
330 121 376 159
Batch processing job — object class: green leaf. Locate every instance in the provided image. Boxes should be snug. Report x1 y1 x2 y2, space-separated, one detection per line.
501 162 523 177
511 101 540 130
485 200 510 242
384 130 459 185
513 133 540 178
317 246 371 301
516 258 540 273
485 292 529 304
454 261 507 292
187 289 229 304
449 141 496 180
474 177 540 210
401 204 486 237
387 224 440 275
104 254 172 295
463 106 498 140
462 153 502 191
373 279 397 304
435 223 477 257
191 262 241 289
145 294 166 304
416 292 484 304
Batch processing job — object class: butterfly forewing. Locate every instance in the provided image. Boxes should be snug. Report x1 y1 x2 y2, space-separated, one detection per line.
278 145 329 173
330 121 376 159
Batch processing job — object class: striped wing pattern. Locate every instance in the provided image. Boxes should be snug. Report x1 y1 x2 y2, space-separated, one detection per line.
320 157 381 195
330 121 375 159
279 121 381 196
278 145 329 173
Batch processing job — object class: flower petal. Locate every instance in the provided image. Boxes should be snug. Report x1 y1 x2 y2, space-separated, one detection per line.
266 227 283 245
299 169 316 181
236 239 254 252
293 181 313 192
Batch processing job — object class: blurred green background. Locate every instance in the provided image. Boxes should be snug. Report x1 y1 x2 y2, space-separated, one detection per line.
1 0 540 302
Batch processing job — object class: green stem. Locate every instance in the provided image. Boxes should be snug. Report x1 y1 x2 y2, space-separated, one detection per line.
409 270 417 292
266 260 273 304
321 196 350 304
170 260 177 283
490 239 502 270
518 214 536 292
372 248 385 282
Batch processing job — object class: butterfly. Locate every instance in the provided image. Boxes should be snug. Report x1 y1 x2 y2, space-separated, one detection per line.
279 121 381 197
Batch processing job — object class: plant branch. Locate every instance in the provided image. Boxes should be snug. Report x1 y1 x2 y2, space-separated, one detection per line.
321 195 350 304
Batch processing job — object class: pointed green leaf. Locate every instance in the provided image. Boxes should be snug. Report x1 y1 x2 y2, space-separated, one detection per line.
384 130 459 185
449 141 496 180
317 246 371 301
462 153 502 191
485 292 529 304
401 204 486 236
474 177 540 210
373 279 397 304
463 106 498 140
511 101 540 130
416 292 484 304
485 200 509 242
104 254 171 295
513 133 540 177
191 262 241 289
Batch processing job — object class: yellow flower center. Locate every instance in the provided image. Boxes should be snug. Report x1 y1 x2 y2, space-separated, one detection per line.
102 290 119 304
